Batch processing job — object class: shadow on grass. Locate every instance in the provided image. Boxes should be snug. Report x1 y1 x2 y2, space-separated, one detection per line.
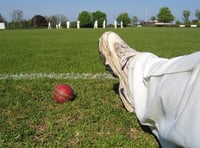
113 82 119 95
112 82 161 147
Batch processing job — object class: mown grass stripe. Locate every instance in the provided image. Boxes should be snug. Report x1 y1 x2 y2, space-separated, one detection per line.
0 73 116 80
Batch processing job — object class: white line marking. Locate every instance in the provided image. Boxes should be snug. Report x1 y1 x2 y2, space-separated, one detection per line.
0 73 116 80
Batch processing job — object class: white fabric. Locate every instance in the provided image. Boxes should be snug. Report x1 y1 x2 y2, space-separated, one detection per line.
128 52 200 148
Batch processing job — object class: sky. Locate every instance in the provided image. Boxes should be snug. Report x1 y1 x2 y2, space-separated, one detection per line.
0 0 199 23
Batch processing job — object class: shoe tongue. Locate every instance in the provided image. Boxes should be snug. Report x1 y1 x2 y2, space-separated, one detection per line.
119 50 136 69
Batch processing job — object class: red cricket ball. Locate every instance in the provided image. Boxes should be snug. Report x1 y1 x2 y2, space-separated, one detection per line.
53 83 74 103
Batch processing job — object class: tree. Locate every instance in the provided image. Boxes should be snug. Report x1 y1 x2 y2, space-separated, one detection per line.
116 12 131 27
78 11 92 28
46 16 56 27
195 9 200 22
175 20 182 25
10 9 24 28
132 16 138 26
10 9 23 22
157 7 175 23
92 11 106 27
46 14 67 28
182 10 190 24
150 16 156 21
54 14 67 25
0 14 6 22
31 15 47 27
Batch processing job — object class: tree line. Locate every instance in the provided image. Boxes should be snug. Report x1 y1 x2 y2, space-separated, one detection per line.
0 7 200 29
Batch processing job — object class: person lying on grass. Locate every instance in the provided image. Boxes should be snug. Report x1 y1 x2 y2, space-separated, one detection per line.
98 31 200 148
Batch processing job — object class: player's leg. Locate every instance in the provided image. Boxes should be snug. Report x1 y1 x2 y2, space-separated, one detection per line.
98 31 137 112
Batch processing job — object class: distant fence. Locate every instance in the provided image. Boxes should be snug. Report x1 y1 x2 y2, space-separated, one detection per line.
179 24 198 28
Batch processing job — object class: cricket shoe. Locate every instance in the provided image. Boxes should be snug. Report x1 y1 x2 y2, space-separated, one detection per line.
98 31 137 112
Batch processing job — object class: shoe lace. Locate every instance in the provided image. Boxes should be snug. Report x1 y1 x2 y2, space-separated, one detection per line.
116 44 136 68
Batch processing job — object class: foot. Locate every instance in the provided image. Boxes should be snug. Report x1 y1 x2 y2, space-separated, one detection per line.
98 31 137 112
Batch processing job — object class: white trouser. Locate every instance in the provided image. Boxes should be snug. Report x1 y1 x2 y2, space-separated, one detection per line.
128 52 200 148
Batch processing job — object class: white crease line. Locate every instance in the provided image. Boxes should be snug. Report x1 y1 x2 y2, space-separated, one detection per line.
0 73 116 80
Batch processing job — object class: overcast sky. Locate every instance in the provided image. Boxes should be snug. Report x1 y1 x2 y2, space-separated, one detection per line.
0 0 199 23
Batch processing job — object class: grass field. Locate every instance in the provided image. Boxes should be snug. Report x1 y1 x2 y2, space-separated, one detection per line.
0 27 200 147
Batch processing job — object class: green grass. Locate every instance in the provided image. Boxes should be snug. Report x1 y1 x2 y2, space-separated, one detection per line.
0 28 200 147
0 29 105 74
0 79 156 147
1 28 200 74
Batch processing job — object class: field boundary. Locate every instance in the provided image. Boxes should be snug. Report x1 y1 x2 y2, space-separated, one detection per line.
0 73 116 80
